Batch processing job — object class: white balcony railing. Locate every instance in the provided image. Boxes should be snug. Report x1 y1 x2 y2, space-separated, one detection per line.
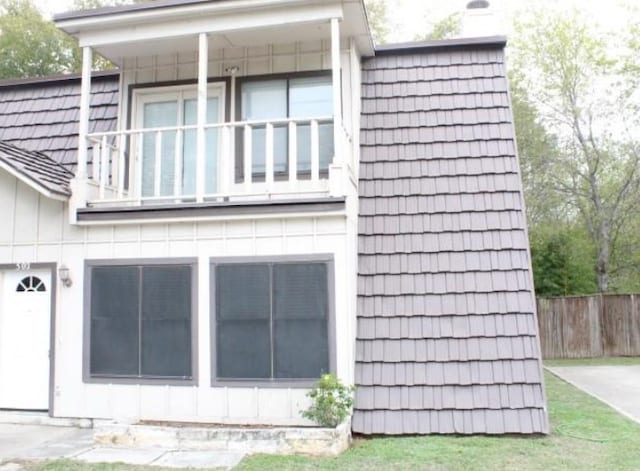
85 117 335 206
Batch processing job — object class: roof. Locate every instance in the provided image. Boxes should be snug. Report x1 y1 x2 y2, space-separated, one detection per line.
0 140 74 199
0 71 119 169
54 0 227 21
353 41 548 434
376 36 508 54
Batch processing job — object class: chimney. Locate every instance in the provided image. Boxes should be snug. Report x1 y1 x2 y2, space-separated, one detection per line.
462 0 501 37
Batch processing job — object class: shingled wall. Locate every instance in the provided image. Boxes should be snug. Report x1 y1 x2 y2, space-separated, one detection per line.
352 40 549 435
0 72 119 169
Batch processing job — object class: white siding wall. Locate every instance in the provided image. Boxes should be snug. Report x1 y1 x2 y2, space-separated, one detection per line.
0 169 357 425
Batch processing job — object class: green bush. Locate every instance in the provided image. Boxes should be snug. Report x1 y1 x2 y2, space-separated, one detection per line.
301 373 354 427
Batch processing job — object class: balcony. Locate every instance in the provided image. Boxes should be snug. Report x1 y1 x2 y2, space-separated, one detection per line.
85 116 338 206
55 0 372 223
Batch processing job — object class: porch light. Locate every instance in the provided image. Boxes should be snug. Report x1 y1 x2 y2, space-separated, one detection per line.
58 265 72 288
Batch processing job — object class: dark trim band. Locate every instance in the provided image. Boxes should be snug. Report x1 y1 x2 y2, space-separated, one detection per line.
77 197 346 222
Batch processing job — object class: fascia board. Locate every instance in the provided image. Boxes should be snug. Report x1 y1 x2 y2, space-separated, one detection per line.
75 3 344 48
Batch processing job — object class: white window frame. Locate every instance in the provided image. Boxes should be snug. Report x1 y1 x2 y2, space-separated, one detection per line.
130 82 226 198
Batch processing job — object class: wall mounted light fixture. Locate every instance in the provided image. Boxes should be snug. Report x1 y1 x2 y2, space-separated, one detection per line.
58 265 72 288
224 65 240 75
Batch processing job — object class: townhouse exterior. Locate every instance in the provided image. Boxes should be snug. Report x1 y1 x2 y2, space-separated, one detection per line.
0 0 548 436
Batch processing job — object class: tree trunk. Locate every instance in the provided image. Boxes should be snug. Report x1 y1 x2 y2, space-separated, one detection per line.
596 222 611 292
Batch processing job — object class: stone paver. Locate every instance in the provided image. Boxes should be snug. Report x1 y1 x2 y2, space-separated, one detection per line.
0 424 93 461
547 365 640 424
75 447 167 465
0 423 246 469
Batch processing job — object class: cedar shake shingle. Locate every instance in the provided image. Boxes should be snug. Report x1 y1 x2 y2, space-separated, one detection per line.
354 41 548 435
0 72 119 169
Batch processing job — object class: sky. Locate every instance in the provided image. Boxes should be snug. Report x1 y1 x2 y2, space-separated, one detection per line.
36 0 635 41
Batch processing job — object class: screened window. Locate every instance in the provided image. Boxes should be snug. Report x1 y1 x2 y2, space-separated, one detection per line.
214 261 330 381
239 75 334 178
88 263 193 380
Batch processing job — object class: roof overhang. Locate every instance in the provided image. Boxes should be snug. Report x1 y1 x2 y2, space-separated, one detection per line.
375 36 508 55
0 158 69 202
54 0 375 63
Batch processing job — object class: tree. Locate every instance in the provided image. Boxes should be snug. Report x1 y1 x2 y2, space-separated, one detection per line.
510 11 640 292
416 13 462 41
510 79 565 226
530 224 597 297
364 0 390 45
0 0 76 79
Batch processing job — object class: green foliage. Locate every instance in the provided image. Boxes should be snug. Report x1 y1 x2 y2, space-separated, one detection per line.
0 0 76 79
530 225 597 297
416 13 462 41
510 9 640 292
510 79 564 226
364 0 390 45
0 0 131 79
301 374 354 428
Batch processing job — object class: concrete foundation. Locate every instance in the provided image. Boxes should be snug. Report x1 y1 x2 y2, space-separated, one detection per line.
93 420 352 457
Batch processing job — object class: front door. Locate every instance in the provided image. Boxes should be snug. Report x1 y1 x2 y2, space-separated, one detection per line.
0 269 52 410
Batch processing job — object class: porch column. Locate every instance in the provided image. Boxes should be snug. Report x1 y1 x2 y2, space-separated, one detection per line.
196 33 208 203
331 17 343 165
77 46 92 180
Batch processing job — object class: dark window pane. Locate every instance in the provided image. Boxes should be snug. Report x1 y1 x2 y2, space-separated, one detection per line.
141 266 192 377
216 264 270 320
273 263 329 378
273 263 328 320
217 320 271 379
90 266 139 376
216 264 271 378
274 319 328 378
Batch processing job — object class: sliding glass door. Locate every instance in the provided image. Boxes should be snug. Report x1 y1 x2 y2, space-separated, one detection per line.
134 84 225 198
240 75 334 178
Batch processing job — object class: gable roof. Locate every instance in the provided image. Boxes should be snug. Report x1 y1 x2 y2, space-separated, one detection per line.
0 140 74 200
0 71 119 170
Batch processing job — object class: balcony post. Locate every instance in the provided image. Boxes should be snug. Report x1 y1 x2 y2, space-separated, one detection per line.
331 17 343 165
78 46 92 181
69 46 92 223
196 32 208 202
329 17 345 197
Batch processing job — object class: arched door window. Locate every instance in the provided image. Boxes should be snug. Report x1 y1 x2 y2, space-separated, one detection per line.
16 276 46 292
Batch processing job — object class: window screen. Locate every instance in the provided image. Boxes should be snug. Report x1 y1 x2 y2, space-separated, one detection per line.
89 263 193 380
214 261 330 381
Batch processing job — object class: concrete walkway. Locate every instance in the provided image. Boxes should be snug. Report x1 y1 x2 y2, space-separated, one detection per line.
547 365 640 424
0 424 245 469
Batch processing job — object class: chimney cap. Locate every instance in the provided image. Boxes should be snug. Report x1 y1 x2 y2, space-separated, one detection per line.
467 0 490 9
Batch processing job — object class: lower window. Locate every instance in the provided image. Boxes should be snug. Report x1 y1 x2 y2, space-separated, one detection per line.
86 261 195 381
213 259 331 382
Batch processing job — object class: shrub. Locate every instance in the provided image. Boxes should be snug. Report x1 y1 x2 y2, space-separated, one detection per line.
301 373 354 428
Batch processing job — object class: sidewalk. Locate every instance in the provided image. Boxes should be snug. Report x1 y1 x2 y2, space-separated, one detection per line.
546 365 640 424
0 424 245 470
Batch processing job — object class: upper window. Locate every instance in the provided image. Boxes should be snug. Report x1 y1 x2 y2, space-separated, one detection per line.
240 75 334 177
213 260 331 382
16 276 46 292
87 262 194 381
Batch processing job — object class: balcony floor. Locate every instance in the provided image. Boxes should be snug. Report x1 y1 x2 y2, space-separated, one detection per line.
76 196 346 223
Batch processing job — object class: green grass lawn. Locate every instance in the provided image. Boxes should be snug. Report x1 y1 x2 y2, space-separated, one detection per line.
26 367 640 471
545 356 640 367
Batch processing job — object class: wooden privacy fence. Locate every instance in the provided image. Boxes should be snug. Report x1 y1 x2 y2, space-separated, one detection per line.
536 294 640 358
